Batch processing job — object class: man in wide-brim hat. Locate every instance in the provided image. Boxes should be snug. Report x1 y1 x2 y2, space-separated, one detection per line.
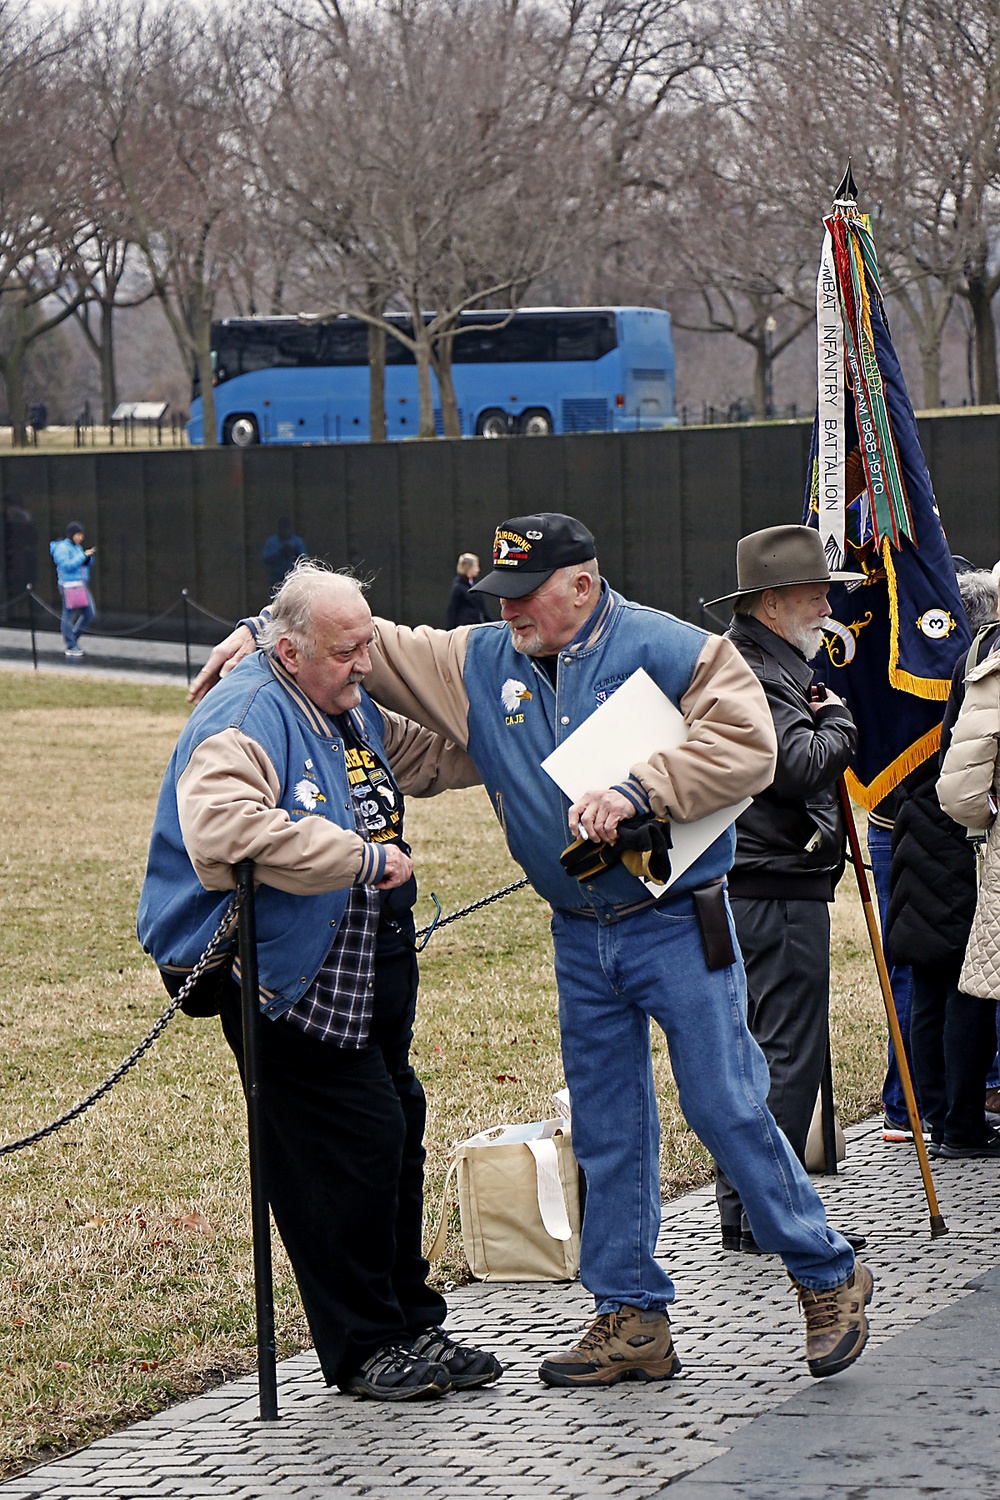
705 522 866 613
708 525 866 1253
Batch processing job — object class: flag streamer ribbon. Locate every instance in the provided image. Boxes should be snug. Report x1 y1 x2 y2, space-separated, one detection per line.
823 207 915 556
804 188 969 809
816 230 845 570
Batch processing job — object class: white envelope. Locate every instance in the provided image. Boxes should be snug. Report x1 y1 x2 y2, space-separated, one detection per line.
540 668 751 893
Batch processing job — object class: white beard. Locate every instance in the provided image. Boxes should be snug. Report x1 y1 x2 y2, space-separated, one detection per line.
786 620 829 661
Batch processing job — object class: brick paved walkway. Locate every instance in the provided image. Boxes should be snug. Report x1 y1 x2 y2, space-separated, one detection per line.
3 1117 997 1499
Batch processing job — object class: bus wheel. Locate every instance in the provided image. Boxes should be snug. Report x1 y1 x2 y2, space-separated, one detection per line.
517 408 554 436
476 409 511 438
224 414 260 447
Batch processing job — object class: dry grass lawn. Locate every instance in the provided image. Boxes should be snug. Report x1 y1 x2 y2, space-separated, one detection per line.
0 671 885 1475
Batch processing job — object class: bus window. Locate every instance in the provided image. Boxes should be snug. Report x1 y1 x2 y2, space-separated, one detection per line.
274 325 321 365
555 315 617 361
317 321 370 366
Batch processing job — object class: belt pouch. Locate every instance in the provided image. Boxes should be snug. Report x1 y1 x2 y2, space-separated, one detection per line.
691 880 736 971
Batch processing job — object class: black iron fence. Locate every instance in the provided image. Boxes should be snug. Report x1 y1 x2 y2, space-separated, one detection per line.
1 414 998 638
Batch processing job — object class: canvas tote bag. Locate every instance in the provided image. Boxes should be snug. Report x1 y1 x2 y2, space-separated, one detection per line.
427 1118 581 1281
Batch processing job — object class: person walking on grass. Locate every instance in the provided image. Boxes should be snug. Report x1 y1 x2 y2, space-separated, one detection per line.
192 513 875 1390
49 521 95 660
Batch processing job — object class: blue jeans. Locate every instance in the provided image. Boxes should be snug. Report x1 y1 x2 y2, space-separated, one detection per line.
866 824 917 1122
551 897 854 1305
59 585 95 650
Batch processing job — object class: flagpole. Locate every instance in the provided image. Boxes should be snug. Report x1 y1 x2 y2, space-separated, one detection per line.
837 779 948 1237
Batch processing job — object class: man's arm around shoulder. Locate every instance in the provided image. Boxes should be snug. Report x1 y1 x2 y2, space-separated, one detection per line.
366 618 475 746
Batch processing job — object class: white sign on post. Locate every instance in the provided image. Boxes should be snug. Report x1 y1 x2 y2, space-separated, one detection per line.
540 668 751 893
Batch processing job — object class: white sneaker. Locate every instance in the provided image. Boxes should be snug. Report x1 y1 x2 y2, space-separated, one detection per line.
65 648 84 659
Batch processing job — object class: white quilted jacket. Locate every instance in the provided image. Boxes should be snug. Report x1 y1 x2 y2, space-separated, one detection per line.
938 650 1000 999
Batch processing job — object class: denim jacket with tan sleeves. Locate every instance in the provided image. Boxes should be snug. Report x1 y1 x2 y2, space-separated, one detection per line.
366 582 778 918
137 651 479 1014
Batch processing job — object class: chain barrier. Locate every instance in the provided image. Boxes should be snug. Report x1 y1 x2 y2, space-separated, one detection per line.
415 876 531 948
0 892 242 1158
0 587 237 637
183 596 241 627
20 588 235 640
72 599 196 639
0 874 534 1158
0 589 31 618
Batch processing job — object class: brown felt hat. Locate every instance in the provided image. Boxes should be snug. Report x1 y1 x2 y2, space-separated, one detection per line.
705 525 865 608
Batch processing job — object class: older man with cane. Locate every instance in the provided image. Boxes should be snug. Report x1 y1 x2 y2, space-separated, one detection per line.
193 513 875 1386
140 562 502 1401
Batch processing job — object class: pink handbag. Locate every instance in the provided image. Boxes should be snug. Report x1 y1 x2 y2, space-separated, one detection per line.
63 583 89 609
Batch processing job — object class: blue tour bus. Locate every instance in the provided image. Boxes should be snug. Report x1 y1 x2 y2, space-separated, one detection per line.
188 306 675 445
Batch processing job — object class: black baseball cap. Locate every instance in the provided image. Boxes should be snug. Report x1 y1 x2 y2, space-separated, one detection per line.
470 513 597 598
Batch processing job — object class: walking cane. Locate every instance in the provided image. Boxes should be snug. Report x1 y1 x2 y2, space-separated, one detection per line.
235 859 280 1419
836 780 948 1237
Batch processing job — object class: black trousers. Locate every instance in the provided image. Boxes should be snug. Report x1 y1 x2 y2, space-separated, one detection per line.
716 897 830 1231
910 958 997 1148
219 943 446 1385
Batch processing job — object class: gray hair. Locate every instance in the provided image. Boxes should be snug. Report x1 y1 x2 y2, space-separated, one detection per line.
732 589 763 617
258 558 368 659
958 569 998 632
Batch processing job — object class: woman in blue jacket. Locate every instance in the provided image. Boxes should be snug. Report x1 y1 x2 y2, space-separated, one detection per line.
49 521 95 658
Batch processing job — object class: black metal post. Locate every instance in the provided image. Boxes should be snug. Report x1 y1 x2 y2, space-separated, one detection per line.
26 585 37 671
820 1030 838 1175
181 590 192 686
235 859 279 1421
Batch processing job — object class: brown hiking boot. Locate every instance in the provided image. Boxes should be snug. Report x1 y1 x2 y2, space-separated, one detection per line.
794 1260 874 1378
538 1306 681 1388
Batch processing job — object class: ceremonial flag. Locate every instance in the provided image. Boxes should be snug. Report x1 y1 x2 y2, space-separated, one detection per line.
804 176 970 807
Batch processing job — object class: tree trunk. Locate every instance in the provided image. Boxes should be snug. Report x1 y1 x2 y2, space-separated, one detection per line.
968 274 1000 406
195 314 219 447
413 324 436 438
4 302 29 447
368 321 386 443
100 300 118 425
918 336 942 410
753 341 767 421
433 337 461 438
1 348 27 448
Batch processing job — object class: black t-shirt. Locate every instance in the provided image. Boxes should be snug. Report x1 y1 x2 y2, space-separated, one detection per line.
336 713 416 954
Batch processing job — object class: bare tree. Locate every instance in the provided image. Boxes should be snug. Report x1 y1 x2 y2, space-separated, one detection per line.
732 0 1000 410
229 0 719 438
638 102 817 417
58 227 154 424
0 3 86 445
81 0 249 445
920 0 1000 404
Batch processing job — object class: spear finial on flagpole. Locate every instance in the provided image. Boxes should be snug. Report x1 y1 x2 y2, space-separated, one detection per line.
834 160 858 203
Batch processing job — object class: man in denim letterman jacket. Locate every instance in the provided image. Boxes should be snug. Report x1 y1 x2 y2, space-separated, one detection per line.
140 563 502 1402
192 515 876 1386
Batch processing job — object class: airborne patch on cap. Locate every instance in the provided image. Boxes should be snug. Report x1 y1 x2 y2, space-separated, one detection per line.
494 529 531 567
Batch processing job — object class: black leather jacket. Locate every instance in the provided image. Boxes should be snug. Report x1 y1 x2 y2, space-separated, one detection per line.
725 614 858 900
